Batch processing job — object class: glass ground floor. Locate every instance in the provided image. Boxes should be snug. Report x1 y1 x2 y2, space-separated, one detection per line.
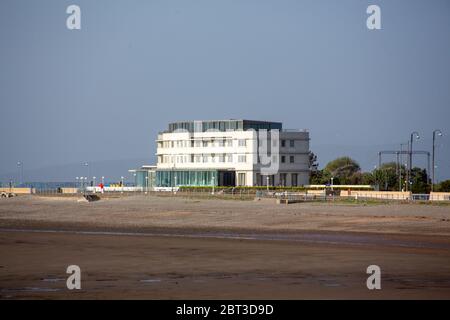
156 170 236 187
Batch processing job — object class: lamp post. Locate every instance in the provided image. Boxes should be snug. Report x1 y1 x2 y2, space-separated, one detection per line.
331 177 334 191
101 176 105 185
121 176 124 194
407 132 420 191
17 161 23 186
432 130 443 191
173 175 177 194
93 176 96 193
399 142 408 191
84 162 89 180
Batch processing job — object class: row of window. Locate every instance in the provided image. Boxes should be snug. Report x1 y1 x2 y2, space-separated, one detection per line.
159 139 247 148
159 154 248 164
255 173 300 187
159 154 301 164
281 140 296 148
159 139 300 149
281 155 295 163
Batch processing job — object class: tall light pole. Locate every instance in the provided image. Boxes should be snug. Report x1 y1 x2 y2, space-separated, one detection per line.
432 129 443 191
93 176 96 193
121 176 124 194
408 132 420 191
399 142 408 191
84 162 89 185
174 175 177 194
17 161 23 186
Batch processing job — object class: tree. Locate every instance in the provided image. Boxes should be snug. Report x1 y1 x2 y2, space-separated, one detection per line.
308 152 319 172
373 162 403 191
310 169 331 185
435 180 450 192
349 172 375 185
324 157 361 184
409 167 430 194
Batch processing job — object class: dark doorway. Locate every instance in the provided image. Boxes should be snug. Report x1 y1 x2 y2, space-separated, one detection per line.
219 171 236 186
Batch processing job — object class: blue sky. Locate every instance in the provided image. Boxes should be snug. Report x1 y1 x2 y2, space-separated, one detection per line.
1 0 449 183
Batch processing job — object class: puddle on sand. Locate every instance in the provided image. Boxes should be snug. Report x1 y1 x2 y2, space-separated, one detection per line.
1 287 61 293
323 283 342 287
42 278 65 283
140 279 162 283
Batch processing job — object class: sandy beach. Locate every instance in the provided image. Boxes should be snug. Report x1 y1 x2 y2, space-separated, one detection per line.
1 195 450 299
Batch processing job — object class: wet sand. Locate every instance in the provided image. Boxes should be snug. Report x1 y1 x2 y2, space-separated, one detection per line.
1 195 450 299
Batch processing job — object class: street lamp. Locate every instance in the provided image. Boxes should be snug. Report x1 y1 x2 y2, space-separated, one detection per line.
17 161 23 186
173 175 177 194
432 130 443 191
407 132 420 192
93 176 96 193
84 162 89 174
101 176 105 185
399 142 408 191
331 177 334 191
121 176 124 193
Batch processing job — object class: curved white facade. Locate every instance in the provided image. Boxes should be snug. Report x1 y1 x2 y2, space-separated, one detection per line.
155 120 310 187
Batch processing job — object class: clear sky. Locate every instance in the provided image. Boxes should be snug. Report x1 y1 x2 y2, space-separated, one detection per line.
1 0 449 183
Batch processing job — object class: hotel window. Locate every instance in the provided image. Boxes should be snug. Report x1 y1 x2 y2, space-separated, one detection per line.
218 139 225 147
190 154 194 163
280 173 287 186
290 140 295 147
227 139 233 147
202 140 208 147
281 140 286 147
290 156 294 163
171 141 174 148
211 154 216 163
238 139 246 147
238 155 247 163
191 139 195 147
195 140 201 147
219 154 225 162
238 173 246 186
202 155 208 163
281 156 286 163
195 155 201 163
227 154 233 162
291 173 298 187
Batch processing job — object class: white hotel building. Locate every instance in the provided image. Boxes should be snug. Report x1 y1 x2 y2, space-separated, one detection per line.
134 120 310 188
